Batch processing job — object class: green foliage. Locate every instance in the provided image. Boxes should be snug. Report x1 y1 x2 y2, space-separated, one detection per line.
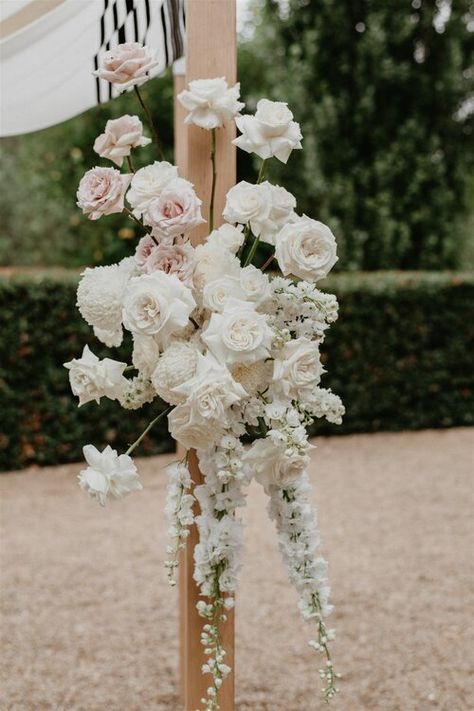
239 0 474 270
1 269 472 471
0 72 175 268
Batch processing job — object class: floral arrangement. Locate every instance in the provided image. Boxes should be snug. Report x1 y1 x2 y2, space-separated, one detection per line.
66 42 344 708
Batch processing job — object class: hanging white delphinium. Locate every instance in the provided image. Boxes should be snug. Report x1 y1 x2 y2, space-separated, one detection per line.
67 44 345 709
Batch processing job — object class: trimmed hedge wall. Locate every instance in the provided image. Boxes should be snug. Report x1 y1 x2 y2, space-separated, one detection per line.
0 269 473 471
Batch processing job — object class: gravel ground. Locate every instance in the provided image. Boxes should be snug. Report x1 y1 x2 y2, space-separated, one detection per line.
1 429 473 711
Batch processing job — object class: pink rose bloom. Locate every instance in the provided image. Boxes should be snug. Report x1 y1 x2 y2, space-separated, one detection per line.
145 243 196 285
143 178 205 239
93 115 151 167
94 42 158 92
77 167 132 220
134 235 157 267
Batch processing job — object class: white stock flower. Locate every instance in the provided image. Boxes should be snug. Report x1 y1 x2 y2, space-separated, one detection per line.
64 345 128 406
233 99 303 163
202 298 273 366
275 216 338 282
178 77 244 129
206 223 245 253
122 271 196 345
222 181 271 236
273 337 323 398
93 115 151 167
244 438 309 492
202 275 244 312
132 334 159 376
239 265 270 304
142 177 205 239
79 445 142 505
127 161 179 218
151 340 200 405
76 258 135 347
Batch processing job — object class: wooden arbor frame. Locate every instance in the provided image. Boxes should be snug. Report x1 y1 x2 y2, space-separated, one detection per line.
174 2 237 709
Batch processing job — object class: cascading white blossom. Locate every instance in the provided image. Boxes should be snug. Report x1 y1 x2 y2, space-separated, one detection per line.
67 48 344 709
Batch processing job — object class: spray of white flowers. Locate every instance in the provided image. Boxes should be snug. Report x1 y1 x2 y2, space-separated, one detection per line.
66 45 345 708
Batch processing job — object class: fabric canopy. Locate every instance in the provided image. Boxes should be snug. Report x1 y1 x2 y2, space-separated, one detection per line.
0 0 185 137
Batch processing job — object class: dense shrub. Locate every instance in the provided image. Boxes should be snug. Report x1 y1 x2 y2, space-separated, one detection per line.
0 269 472 471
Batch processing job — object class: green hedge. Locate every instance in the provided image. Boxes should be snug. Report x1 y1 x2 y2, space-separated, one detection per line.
0 269 473 471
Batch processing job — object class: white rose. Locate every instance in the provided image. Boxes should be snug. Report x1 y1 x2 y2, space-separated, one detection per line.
132 334 159 376
207 223 245 253
202 298 273 366
239 265 270 304
193 242 241 291
64 345 128 406
178 77 244 129
79 445 142 505
142 177 205 239
168 402 221 450
222 181 272 236
272 337 323 398
259 182 297 245
202 275 244 312
151 340 200 405
275 216 338 282
127 161 179 218
233 99 303 164
230 359 272 396
243 438 309 492
122 271 196 345
93 42 158 92
93 115 151 167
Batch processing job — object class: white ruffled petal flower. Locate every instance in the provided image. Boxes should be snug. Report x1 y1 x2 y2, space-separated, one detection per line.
274 216 338 282
79 445 142 505
178 77 244 130
64 345 128 406
233 99 303 163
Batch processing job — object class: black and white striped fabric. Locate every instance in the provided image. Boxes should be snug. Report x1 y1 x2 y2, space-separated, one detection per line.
0 0 185 137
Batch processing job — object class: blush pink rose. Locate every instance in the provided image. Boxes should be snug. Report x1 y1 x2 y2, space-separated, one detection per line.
94 42 158 92
93 115 151 167
134 235 157 268
77 167 132 220
143 177 205 239
145 243 196 285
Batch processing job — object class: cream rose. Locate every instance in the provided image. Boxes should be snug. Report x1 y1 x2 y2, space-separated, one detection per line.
168 402 221 450
202 276 244 312
127 161 179 218
144 242 195 285
94 42 158 92
272 337 323 398
122 271 196 345
93 115 151 167
77 167 131 220
64 345 128 406
239 265 270 304
222 181 271 236
142 177 205 238
177 77 244 129
243 438 309 493
275 215 338 282
233 99 303 164
192 242 241 292
202 298 273 366
259 182 297 245
206 223 245 253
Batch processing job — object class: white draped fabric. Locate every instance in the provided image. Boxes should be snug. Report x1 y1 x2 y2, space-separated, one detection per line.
0 0 185 137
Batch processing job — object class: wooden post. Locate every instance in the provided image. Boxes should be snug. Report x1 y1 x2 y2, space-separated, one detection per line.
174 2 237 709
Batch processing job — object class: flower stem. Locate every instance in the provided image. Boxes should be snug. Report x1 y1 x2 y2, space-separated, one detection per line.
243 233 260 267
261 253 275 272
123 207 153 238
126 155 135 173
209 128 217 232
256 159 267 184
134 85 165 160
126 406 173 455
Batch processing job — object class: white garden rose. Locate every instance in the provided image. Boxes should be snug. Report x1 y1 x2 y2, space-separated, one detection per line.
202 275 244 312
127 161 179 217
275 215 338 282
178 77 244 129
93 115 151 167
233 99 303 163
202 298 273 366
260 182 297 245
222 181 271 236
193 242 241 292
79 445 142 505
93 42 158 91
77 167 131 220
132 334 160 376
239 265 270 304
77 258 135 347
64 345 128 406
122 271 196 345
142 177 205 239
206 223 245 253
272 337 323 398
151 340 200 405
243 438 309 493
168 401 221 450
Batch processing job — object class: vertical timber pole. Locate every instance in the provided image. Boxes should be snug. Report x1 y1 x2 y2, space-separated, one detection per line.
174 2 237 710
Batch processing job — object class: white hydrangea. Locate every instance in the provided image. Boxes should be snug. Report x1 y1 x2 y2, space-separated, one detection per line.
78 445 142 505
119 374 156 410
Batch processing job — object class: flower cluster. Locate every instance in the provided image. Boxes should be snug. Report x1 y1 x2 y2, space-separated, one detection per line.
67 45 344 709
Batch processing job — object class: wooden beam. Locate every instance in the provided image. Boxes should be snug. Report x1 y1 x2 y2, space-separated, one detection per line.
174 2 237 709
